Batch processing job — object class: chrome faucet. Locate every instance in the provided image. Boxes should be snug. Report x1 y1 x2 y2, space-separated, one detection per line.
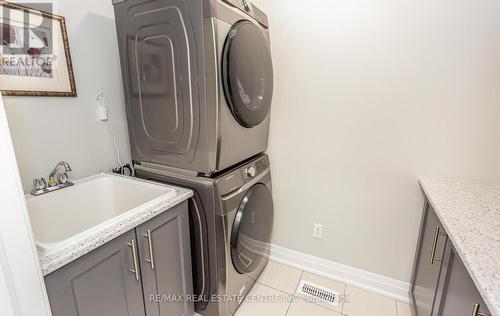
31 161 74 196
48 161 72 186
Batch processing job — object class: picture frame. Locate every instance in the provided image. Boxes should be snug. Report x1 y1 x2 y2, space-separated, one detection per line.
0 2 76 96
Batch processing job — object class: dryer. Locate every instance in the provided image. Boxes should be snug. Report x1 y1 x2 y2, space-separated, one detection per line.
135 154 274 316
113 0 274 175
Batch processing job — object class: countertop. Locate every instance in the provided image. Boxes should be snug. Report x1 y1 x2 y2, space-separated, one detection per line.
38 183 193 276
419 177 500 316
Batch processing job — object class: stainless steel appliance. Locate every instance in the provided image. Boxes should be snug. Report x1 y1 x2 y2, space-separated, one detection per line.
113 0 273 175
135 155 274 316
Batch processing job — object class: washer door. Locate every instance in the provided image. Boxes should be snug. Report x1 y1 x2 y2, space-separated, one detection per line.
222 20 274 128
231 184 274 274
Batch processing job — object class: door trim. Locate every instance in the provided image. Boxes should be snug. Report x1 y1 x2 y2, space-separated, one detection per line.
0 95 52 316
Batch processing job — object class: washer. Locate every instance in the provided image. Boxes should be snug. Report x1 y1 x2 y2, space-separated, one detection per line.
113 0 274 175
135 154 274 316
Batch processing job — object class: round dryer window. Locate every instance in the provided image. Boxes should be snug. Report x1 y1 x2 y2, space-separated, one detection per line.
230 183 274 274
222 20 274 128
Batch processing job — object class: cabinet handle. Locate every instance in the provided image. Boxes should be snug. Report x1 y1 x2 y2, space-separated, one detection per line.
127 239 140 281
430 227 448 264
471 303 490 316
143 229 155 269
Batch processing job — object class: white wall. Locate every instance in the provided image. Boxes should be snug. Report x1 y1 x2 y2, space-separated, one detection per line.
4 0 130 193
4 0 500 286
254 0 500 282
0 95 51 316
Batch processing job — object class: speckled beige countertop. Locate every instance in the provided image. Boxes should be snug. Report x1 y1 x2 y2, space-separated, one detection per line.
419 177 500 316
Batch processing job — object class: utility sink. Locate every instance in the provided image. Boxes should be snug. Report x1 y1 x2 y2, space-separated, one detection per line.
26 173 175 255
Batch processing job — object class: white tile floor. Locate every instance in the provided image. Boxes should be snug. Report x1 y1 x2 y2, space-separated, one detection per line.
234 261 412 316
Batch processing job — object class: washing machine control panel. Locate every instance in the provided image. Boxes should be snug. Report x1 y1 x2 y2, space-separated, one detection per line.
243 166 256 178
217 155 269 195
241 156 268 183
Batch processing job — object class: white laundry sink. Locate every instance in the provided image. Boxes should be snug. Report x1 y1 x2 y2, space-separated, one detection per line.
26 173 175 254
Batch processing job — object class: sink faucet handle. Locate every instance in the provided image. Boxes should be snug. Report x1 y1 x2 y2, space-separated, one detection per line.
57 173 69 184
33 178 47 191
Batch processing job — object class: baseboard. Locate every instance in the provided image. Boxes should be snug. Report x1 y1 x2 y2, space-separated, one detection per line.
268 244 410 303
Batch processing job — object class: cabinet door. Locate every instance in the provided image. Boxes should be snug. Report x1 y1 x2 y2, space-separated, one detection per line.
137 201 194 316
438 247 491 316
44 230 146 316
411 203 449 316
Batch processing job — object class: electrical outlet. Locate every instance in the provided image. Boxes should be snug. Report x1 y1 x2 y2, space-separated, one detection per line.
97 106 108 121
313 223 323 239
96 93 109 121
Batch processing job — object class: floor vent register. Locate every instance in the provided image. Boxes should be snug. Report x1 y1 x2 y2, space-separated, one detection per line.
297 280 339 305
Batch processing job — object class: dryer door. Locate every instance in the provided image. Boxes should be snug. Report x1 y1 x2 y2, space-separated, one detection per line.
230 183 274 274
222 20 274 128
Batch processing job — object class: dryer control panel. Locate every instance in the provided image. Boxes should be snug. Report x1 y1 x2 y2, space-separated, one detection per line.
222 0 269 28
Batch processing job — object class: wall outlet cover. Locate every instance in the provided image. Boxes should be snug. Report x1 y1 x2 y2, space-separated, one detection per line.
97 106 108 121
313 223 323 239
96 93 109 121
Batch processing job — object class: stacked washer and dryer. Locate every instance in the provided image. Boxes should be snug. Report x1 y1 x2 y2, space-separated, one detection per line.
113 0 274 315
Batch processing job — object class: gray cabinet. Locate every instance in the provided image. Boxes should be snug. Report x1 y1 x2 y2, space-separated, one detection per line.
411 202 492 316
411 203 449 316
438 243 491 316
137 202 194 316
44 230 146 316
45 201 193 316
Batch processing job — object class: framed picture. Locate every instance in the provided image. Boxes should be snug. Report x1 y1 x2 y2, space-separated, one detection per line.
0 2 76 96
